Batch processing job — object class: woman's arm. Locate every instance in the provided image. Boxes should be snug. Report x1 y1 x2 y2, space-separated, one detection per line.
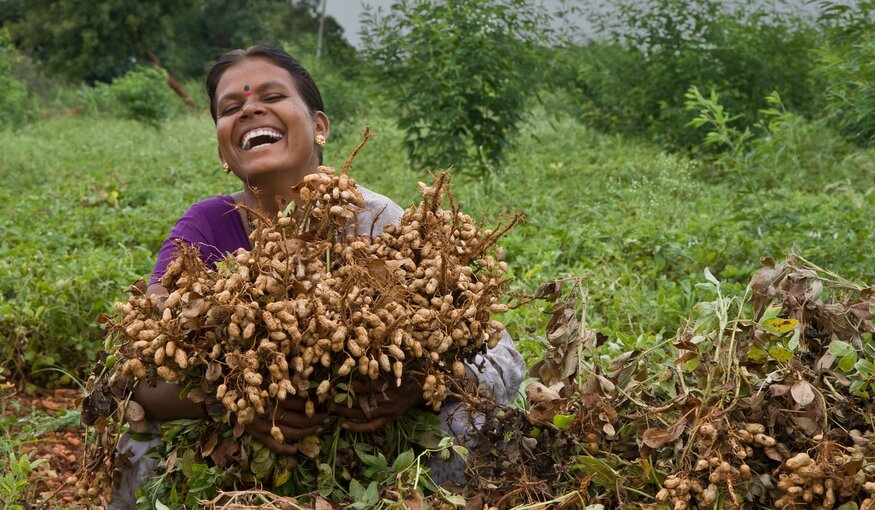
130 283 207 421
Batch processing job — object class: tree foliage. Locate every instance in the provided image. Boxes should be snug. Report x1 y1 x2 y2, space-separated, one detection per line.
161 0 355 80
362 0 552 177
0 28 34 128
816 0 875 145
9 0 185 82
568 0 823 149
8 0 353 84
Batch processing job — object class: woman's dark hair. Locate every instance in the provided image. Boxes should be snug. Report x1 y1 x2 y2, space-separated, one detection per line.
206 45 325 122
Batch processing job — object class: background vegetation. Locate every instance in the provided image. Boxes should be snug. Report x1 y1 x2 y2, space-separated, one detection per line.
2 0 875 506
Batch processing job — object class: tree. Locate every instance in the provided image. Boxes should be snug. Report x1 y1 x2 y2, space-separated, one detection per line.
161 0 355 80
10 0 194 104
362 0 553 177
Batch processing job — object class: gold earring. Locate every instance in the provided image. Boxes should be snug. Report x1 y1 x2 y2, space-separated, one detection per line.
315 134 327 148
222 162 230 173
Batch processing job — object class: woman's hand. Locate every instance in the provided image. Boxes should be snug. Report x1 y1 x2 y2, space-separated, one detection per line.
245 395 330 454
329 376 424 433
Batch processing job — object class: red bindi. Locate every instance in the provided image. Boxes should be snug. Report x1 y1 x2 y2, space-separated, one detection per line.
243 84 252 97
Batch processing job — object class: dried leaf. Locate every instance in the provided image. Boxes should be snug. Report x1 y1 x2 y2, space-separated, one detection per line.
181 297 209 318
789 415 821 436
608 350 640 372
201 433 219 458
642 415 688 449
525 381 562 404
534 280 562 301
403 491 425 510
769 384 791 397
816 351 836 372
315 496 337 510
790 380 815 406
298 437 321 458
843 458 864 476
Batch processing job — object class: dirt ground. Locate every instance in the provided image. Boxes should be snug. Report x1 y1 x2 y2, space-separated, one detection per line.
3 386 94 510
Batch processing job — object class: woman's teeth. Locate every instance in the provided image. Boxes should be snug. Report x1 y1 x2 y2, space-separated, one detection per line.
241 128 283 150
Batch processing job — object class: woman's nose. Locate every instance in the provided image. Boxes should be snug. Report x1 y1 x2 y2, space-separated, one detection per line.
240 98 265 117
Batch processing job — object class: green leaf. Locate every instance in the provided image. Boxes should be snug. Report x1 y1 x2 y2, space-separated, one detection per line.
155 501 170 510
364 481 379 505
703 267 720 286
748 346 767 362
553 413 575 430
768 346 794 362
180 449 196 479
838 352 858 372
828 340 855 358
760 305 783 322
683 356 701 372
762 317 798 335
574 455 618 487
788 327 801 351
317 463 334 497
391 449 416 474
349 479 366 501
855 359 875 376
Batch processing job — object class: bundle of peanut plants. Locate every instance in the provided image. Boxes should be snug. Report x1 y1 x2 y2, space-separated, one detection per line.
77 137 519 508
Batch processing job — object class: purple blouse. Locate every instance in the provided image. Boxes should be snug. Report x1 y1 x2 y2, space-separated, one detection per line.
150 186 406 285
150 196 250 285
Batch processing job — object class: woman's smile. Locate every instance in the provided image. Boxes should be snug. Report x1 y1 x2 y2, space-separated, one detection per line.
240 127 284 150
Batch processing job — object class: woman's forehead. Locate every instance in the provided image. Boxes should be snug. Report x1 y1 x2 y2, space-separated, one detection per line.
217 57 295 92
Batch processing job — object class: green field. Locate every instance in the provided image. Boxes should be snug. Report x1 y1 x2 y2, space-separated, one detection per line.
3 108 875 380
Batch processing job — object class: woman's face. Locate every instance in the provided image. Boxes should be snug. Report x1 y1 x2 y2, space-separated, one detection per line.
214 57 328 183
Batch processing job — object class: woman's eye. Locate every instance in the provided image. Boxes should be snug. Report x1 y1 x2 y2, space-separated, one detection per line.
265 95 284 102
221 105 240 115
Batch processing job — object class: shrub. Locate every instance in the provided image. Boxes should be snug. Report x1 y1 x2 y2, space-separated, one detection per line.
569 0 823 149
99 66 179 126
817 1 875 145
361 0 553 177
0 29 35 129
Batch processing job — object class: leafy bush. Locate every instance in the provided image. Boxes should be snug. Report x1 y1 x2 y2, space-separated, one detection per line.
281 40 378 137
568 0 823 149
361 0 553 176
0 29 35 129
99 66 179 126
817 1 875 145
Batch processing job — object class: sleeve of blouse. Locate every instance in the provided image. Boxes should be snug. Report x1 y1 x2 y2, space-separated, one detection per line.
149 207 212 285
467 330 526 406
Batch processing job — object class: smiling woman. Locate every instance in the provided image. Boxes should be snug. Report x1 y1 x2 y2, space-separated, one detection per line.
105 44 526 509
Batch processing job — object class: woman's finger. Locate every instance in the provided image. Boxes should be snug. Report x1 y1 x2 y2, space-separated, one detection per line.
244 426 302 455
274 409 329 427
247 416 325 439
275 395 311 412
341 415 391 433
